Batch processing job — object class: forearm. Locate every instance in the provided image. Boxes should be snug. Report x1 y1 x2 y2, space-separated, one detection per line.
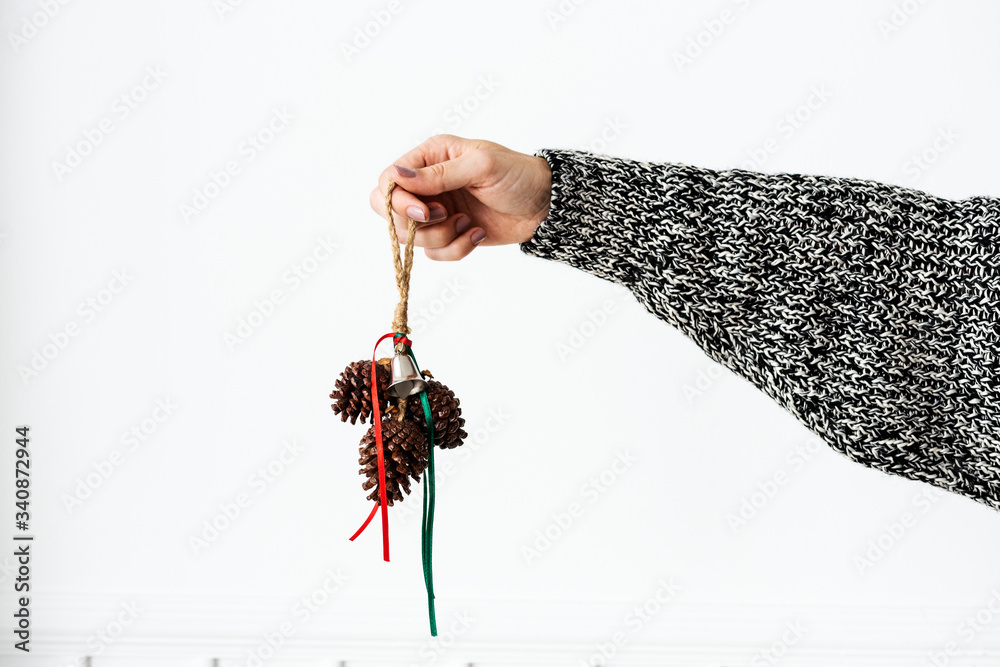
520 148 1000 511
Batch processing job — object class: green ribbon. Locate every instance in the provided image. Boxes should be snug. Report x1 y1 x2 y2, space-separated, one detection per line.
404 345 437 636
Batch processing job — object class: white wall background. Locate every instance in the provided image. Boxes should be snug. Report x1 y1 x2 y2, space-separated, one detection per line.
1 0 999 665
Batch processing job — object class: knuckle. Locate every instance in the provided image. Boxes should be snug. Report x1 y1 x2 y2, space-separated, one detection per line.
469 148 496 173
437 243 465 262
427 226 451 248
427 162 448 182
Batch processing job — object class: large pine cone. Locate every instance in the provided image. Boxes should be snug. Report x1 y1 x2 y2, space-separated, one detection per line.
359 417 427 505
406 380 467 450
330 360 389 425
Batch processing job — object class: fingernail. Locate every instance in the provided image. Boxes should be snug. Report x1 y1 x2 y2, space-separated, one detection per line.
455 215 471 234
405 205 427 222
428 204 447 222
394 164 418 178
471 229 486 245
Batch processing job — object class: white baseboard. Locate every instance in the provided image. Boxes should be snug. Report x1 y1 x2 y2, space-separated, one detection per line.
6 592 1000 666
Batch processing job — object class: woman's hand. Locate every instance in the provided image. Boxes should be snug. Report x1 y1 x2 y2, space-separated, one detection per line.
370 134 552 261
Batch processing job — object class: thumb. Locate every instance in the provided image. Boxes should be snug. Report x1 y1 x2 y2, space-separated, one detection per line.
393 150 492 196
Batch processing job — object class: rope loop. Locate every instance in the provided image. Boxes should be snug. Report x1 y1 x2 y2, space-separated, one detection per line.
385 181 417 335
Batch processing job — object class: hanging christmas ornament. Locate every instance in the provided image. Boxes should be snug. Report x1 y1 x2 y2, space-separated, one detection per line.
359 415 427 504
329 359 390 425
405 380 467 450
330 180 470 637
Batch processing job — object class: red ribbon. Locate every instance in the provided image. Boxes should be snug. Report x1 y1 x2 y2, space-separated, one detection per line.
348 331 399 561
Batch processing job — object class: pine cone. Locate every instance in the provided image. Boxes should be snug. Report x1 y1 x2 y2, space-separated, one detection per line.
330 360 390 425
407 380 467 450
358 417 427 505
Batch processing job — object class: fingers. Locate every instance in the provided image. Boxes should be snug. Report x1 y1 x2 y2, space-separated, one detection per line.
396 213 474 249
424 225 487 262
390 149 495 196
369 186 447 228
377 208 489 261
412 214 472 249
369 134 495 261
392 133 474 169
372 134 478 223
364 196 477 252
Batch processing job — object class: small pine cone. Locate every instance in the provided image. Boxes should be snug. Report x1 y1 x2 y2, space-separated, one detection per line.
358 417 427 505
330 360 390 425
407 380 467 450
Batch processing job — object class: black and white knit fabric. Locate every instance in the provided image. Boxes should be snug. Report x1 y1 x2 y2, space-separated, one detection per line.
519 148 1000 512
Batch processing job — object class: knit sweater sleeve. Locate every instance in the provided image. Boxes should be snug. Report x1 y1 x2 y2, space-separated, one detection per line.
519 148 1000 512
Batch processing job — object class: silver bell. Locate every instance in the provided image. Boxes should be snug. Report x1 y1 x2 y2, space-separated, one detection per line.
387 352 427 398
